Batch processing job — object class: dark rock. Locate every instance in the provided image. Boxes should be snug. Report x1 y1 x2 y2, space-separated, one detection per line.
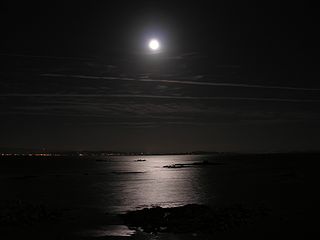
120 204 269 234
163 160 224 168
0 200 61 226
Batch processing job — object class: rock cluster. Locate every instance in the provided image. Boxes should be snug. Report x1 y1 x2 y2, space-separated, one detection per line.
121 204 268 234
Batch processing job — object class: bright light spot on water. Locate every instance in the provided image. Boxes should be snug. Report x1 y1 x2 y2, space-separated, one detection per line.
80 225 135 237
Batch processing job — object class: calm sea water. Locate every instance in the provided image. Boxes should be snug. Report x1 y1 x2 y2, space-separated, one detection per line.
0 155 221 213
0 154 312 238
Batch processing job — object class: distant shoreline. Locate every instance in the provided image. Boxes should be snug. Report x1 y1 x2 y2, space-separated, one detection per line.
0 151 222 157
1 151 319 158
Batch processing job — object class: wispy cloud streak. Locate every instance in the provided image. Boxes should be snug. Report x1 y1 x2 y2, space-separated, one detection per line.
1 93 319 103
41 73 320 91
0 53 94 61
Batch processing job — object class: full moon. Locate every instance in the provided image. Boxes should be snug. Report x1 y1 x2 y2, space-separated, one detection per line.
148 39 160 51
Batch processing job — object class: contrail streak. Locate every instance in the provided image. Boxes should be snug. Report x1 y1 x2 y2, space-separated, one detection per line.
1 93 319 103
41 73 320 91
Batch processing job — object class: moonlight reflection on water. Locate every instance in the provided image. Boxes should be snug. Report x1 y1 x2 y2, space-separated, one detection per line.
99 155 211 212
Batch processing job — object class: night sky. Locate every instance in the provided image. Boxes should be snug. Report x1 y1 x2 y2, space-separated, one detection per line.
1 2 319 152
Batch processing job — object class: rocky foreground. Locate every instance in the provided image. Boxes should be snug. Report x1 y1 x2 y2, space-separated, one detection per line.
121 204 269 234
